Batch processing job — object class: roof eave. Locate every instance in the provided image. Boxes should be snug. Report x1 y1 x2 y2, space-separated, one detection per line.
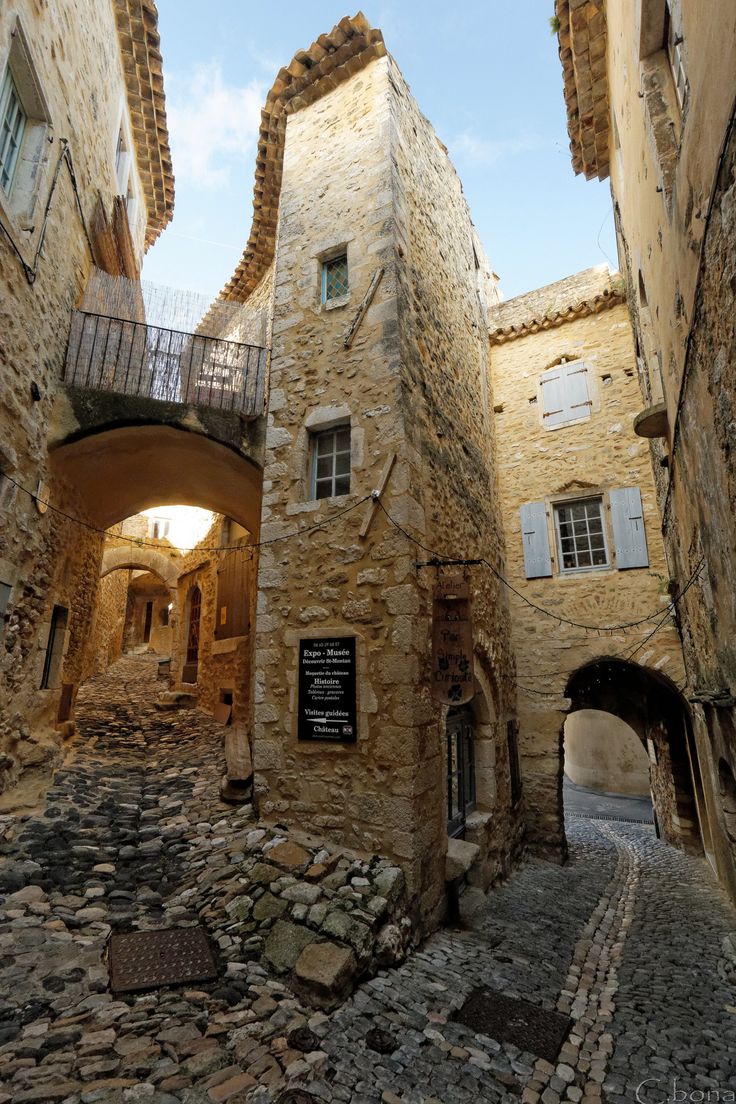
555 0 611 183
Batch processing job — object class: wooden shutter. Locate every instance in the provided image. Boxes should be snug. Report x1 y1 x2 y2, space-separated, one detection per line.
520 502 552 578
563 362 592 418
540 368 566 427
541 361 592 427
609 487 649 569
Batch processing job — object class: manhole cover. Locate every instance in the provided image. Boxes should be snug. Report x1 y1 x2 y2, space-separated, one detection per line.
365 1027 398 1054
109 927 217 993
452 988 571 1063
287 1026 321 1052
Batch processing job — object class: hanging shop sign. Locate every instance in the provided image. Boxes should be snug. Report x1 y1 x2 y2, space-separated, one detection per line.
298 636 357 742
431 575 475 705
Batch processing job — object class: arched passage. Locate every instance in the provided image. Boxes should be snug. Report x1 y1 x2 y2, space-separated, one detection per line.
48 423 263 534
564 658 705 853
100 545 180 589
82 557 179 686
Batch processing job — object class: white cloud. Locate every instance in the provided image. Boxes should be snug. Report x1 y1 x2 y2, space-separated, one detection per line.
451 132 558 166
166 63 263 190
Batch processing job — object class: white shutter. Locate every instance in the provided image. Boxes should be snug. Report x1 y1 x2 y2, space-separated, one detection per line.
540 368 566 427
541 362 591 428
520 502 552 578
563 362 592 419
610 487 649 569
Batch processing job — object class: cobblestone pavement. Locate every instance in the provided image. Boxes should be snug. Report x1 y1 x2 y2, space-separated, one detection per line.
1 656 735 1104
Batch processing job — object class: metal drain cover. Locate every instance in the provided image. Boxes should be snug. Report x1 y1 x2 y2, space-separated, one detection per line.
452 988 571 1063
109 927 217 993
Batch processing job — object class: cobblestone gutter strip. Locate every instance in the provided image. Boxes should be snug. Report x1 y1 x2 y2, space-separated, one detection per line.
523 824 641 1104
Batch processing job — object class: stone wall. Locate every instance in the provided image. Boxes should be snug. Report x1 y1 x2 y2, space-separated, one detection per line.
571 0 736 897
0 0 165 790
489 269 687 854
564 710 651 796
171 517 257 756
250 53 520 930
82 569 129 679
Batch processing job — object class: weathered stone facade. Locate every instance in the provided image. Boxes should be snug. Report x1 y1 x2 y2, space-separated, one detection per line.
489 266 699 857
0 1 173 789
556 0 736 898
228 36 522 927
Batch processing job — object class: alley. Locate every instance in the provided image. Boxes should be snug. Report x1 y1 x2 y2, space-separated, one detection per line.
0 657 733 1103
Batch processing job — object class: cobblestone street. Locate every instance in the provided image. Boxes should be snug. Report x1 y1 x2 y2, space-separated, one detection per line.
1 657 735 1104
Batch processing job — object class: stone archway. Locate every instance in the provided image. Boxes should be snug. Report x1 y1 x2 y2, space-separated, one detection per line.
564 657 704 853
100 545 180 589
48 423 263 534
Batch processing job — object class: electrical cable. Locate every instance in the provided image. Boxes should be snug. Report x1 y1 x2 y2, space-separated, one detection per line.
375 497 704 636
6 468 705 638
4 472 372 552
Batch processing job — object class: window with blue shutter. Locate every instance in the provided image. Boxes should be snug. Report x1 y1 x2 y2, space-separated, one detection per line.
609 487 649 569
520 501 552 579
540 361 592 430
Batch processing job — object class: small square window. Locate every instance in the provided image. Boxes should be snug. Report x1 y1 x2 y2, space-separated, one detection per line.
311 425 351 499
322 254 349 303
149 518 170 540
0 24 51 219
554 498 609 572
0 68 26 196
663 2 687 111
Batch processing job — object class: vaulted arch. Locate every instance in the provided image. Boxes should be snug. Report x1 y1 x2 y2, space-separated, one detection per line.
100 545 180 588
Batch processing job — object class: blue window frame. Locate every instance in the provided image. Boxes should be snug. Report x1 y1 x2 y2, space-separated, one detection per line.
321 253 349 303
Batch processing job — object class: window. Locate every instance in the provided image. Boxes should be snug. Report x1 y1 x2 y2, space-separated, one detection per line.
321 253 349 303
0 68 26 195
663 2 687 111
0 24 50 216
520 488 649 579
539 360 592 429
41 605 68 690
311 425 351 499
113 113 139 229
149 517 170 540
554 498 609 572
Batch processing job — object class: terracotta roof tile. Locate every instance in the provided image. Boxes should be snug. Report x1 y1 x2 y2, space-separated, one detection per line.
114 0 175 247
221 12 386 303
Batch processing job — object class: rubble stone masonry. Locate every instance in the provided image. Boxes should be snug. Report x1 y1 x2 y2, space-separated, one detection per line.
251 53 520 928
0 1 165 789
489 268 686 854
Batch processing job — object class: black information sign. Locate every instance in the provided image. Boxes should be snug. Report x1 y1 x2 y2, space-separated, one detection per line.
298 637 357 743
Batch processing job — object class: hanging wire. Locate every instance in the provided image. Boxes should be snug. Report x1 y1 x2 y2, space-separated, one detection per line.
3 473 371 553
375 498 705 636
5 470 704 645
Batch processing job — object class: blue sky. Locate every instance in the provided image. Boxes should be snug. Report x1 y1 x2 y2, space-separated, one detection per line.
143 2 617 302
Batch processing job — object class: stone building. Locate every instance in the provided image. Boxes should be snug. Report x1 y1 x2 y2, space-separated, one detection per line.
0 9 527 929
555 0 736 898
489 264 705 859
0 0 174 784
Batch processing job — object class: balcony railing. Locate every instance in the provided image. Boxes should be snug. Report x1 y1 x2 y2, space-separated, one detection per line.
63 310 267 416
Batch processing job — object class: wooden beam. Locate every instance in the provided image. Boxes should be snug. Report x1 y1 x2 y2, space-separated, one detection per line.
359 452 396 539
343 266 384 348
